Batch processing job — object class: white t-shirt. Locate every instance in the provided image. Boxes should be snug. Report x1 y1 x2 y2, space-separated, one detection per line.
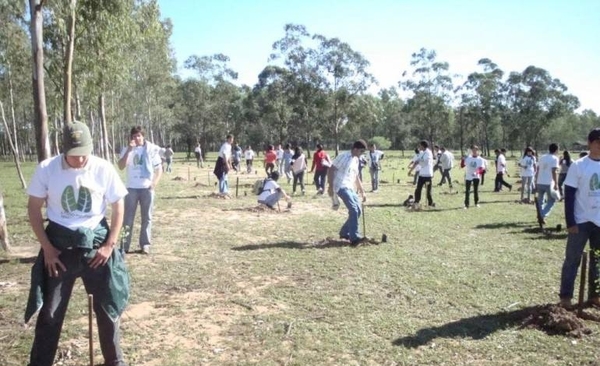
464 155 486 181
537 153 560 185
411 154 421 173
291 154 307 174
564 156 600 226
520 155 536 177
368 150 384 169
245 149 255 160
258 179 279 201
219 142 232 161
332 151 359 192
120 142 162 189
417 149 434 177
27 155 128 230
276 148 284 160
496 154 507 174
194 146 201 154
440 151 454 170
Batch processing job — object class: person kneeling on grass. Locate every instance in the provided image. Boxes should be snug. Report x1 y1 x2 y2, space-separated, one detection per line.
258 171 291 209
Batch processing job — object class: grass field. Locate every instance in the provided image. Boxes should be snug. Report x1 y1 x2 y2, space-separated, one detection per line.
1 152 599 365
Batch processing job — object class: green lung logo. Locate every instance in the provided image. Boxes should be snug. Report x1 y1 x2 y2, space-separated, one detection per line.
133 154 144 165
61 186 92 213
590 173 600 191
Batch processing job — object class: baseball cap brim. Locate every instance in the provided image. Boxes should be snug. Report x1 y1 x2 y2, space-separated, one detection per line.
65 144 93 156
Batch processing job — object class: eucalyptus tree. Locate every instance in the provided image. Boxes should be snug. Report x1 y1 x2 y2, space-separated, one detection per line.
254 65 295 143
399 48 454 146
463 58 504 155
503 66 580 149
378 87 411 150
312 34 376 154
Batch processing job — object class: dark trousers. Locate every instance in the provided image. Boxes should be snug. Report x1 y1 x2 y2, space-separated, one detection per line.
494 172 512 192
465 178 480 207
560 222 600 299
314 168 328 191
414 176 433 206
293 171 305 193
558 173 567 197
438 168 452 187
29 249 126 366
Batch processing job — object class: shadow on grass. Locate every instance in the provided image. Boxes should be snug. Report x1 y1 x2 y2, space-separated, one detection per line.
0 256 37 265
475 221 530 230
232 239 352 251
392 306 534 348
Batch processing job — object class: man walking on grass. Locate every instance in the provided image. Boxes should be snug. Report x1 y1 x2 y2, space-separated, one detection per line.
408 140 435 208
367 143 384 193
328 140 368 246
214 135 234 196
559 128 600 308
536 143 560 224
437 146 454 189
494 148 512 192
463 145 486 209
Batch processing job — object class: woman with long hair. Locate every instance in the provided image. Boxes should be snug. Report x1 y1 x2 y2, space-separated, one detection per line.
290 146 307 195
519 146 537 203
558 150 572 197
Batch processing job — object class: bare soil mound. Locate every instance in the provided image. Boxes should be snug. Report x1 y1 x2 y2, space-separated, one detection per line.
521 304 599 337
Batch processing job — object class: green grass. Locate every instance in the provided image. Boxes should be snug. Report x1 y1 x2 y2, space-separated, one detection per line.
1 152 599 365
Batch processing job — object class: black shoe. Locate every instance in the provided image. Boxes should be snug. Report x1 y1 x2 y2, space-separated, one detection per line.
428 203 436 208
350 237 368 247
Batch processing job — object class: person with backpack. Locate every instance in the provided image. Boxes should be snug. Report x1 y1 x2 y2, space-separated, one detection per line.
257 171 291 209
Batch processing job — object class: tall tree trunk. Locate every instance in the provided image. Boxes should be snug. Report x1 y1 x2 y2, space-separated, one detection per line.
99 93 110 161
52 114 60 154
30 0 50 162
0 101 27 189
0 192 10 252
63 0 77 124
6 63 22 163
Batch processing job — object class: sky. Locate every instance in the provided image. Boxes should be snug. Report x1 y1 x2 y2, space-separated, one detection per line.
157 0 600 112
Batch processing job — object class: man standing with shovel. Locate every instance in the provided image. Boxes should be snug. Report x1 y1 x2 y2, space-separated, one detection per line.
559 128 600 308
327 140 368 246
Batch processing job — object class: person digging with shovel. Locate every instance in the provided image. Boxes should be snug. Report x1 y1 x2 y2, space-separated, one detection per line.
327 139 368 247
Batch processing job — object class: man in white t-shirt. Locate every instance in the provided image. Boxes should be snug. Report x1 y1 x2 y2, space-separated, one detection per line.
275 144 284 173
536 143 560 223
118 126 163 254
494 148 513 192
26 121 129 366
407 140 435 208
519 147 537 203
194 143 203 168
559 128 600 308
437 147 454 189
214 134 234 195
367 143 384 192
244 145 255 174
257 171 291 209
463 145 486 209
327 139 368 246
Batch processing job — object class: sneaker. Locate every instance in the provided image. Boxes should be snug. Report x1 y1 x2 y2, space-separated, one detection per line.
476 204 480 208
331 204 340 211
428 203 436 208
464 206 468 209
142 245 150 254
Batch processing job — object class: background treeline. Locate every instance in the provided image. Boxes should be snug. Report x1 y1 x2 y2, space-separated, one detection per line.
1 2 599 166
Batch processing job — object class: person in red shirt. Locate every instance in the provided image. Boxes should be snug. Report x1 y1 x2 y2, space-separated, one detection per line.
264 145 277 177
310 144 331 194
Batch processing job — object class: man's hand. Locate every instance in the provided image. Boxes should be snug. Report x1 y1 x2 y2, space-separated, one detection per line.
128 139 136 151
567 225 579 234
89 244 114 269
42 245 66 277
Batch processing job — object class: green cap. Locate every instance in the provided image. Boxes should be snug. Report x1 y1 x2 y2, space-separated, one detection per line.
63 121 93 156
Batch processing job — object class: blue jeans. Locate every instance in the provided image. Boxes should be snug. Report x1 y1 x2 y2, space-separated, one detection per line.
219 172 229 194
369 167 379 191
536 184 556 218
337 187 362 242
29 249 127 366
559 222 600 299
122 187 154 252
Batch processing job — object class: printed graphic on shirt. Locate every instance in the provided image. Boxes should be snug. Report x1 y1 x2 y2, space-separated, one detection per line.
133 153 144 166
61 186 92 213
590 173 600 194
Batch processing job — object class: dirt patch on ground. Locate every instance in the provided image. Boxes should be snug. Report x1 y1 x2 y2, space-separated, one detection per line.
521 304 600 337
